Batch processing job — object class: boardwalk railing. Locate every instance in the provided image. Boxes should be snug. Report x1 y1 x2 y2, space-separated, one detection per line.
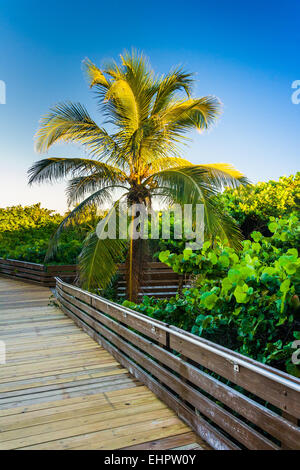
117 262 189 298
0 258 188 297
0 258 77 286
55 278 300 451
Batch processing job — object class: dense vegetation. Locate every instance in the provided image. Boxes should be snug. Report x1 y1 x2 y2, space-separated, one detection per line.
219 173 300 237
122 174 300 376
0 204 99 264
1 174 299 376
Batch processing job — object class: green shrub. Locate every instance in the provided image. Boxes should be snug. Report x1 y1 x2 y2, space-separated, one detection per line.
125 213 300 376
219 173 300 236
0 203 99 265
150 174 299 259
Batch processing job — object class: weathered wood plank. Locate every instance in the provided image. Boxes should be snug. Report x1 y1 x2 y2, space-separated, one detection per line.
170 333 300 418
59 283 167 345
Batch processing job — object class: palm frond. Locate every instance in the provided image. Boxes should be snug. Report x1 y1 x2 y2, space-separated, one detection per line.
146 166 217 204
146 156 192 174
105 79 140 133
66 174 128 206
35 102 118 158
83 58 110 89
98 51 157 136
129 95 221 172
28 157 126 185
146 165 243 248
195 163 250 189
78 203 127 290
151 68 193 115
119 50 157 121
202 197 244 250
44 187 114 262
161 97 222 133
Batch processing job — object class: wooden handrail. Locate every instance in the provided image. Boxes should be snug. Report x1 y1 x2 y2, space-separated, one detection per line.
0 258 77 286
55 279 300 391
0 258 185 297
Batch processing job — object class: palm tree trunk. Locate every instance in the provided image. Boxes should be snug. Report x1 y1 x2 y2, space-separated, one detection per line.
125 238 144 303
125 197 150 303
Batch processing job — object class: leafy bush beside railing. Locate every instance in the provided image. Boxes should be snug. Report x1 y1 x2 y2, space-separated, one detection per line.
124 213 300 377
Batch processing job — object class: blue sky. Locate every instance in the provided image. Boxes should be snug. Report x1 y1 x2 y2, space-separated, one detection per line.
0 0 299 213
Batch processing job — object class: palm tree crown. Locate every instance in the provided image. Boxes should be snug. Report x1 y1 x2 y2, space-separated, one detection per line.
29 51 248 300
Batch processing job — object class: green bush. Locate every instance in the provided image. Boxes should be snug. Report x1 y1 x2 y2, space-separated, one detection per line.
125 213 300 376
150 174 299 258
219 173 300 236
0 203 99 265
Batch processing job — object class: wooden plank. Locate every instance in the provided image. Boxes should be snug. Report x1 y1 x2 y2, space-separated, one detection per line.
0 377 139 410
121 432 200 450
117 262 174 271
0 264 49 277
0 370 129 400
0 272 52 286
0 352 112 380
21 416 190 450
0 318 73 332
118 279 181 286
46 265 77 273
0 386 149 417
170 333 300 418
0 362 119 393
0 403 170 449
0 268 50 282
0 259 45 270
0 286 51 296
5 342 99 359
131 286 181 294
170 325 300 386
0 390 157 431
58 282 167 345
0 260 76 287
3 335 92 351
0 323 78 338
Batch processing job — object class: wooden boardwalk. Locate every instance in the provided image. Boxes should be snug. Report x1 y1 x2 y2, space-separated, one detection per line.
0 277 209 450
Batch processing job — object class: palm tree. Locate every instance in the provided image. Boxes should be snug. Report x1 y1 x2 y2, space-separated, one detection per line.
29 51 248 302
